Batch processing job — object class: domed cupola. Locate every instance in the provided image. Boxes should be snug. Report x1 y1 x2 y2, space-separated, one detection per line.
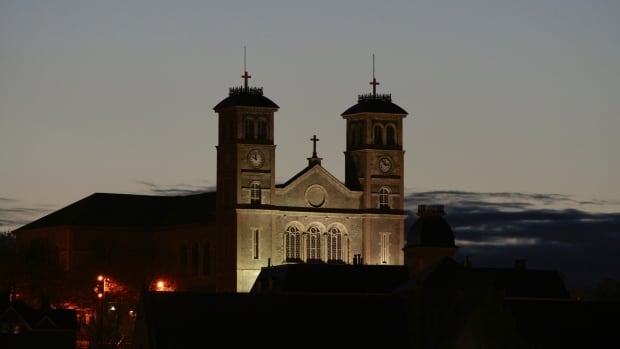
404 204 458 277
407 205 456 248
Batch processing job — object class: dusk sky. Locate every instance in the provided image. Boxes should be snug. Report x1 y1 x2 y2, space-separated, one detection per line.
2 1 619 288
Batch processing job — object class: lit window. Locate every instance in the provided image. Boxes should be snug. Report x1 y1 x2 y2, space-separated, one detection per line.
379 187 390 209
306 225 322 261
381 232 390 264
285 225 301 261
327 225 345 262
250 182 261 205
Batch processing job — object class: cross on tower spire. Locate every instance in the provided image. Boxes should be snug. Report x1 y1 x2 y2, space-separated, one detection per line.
370 53 379 96
310 135 320 158
242 46 251 90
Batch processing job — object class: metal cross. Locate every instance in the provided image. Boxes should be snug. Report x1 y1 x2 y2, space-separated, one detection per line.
310 135 319 157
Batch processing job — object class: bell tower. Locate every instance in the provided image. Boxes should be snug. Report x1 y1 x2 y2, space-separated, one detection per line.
341 55 409 265
212 52 279 292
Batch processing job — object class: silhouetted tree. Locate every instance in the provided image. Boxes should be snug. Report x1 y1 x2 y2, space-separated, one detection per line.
0 231 17 293
14 237 67 306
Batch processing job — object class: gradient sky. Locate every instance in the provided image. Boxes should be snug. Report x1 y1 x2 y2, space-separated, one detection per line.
1 1 619 286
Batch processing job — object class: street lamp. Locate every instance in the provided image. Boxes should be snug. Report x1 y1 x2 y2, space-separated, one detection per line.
94 275 105 348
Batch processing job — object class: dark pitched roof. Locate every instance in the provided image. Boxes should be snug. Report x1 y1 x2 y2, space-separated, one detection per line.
405 257 570 299
14 191 216 231
139 291 410 348
341 94 407 116
251 264 409 294
213 86 279 110
0 300 79 332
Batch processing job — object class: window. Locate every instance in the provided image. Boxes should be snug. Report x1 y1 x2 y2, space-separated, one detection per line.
356 123 363 145
244 117 254 139
386 124 396 145
381 232 390 264
258 118 268 140
374 124 383 145
379 187 390 209
179 244 188 275
285 225 301 261
253 228 260 259
202 241 210 276
327 225 344 262
250 182 261 205
306 225 322 261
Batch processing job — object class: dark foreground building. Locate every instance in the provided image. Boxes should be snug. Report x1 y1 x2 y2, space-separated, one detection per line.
0 293 80 349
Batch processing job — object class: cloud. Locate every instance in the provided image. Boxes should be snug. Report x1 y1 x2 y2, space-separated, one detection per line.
135 181 215 196
405 190 620 289
0 205 49 232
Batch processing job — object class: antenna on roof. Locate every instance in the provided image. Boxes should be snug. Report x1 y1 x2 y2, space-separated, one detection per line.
242 45 251 91
370 53 379 97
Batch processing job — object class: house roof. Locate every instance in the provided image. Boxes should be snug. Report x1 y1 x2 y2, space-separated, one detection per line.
251 263 409 294
138 291 410 348
14 191 216 231
400 257 570 299
0 299 79 332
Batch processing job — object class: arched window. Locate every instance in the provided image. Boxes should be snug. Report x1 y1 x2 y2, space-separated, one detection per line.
356 123 363 145
374 124 383 145
202 241 210 276
244 117 254 139
285 225 302 262
250 182 261 205
327 225 345 263
349 123 356 146
191 243 199 276
386 124 396 145
258 118 268 140
179 244 188 275
306 225 322 261
379 187 390 209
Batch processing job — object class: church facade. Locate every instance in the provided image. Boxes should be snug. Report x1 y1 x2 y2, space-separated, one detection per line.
14 68 410 294
213 71 409 291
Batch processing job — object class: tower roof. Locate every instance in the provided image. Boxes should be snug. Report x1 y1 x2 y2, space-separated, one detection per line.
341 93 407 115
341 56 407 116
406 205 456 247
213 86 279 110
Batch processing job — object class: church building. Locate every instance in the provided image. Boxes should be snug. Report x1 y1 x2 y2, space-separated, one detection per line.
14 67 410 294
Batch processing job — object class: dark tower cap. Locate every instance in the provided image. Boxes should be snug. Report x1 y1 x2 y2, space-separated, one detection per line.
407 205 456 247
213 65 279 110
341 93 407 116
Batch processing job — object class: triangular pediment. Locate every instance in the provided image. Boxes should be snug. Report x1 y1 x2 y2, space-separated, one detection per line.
274 164 361 209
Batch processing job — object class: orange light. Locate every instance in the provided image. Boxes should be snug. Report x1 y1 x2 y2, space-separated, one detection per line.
97 293 103 299
97 275 104 282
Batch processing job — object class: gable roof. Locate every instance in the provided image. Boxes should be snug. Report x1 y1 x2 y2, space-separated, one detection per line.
276 162 358 197
0 300 79 332
251 264 409 294
14 191 216 231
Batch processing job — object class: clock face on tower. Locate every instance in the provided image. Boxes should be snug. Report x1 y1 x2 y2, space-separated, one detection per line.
379 156 393 173
247 149 265 168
